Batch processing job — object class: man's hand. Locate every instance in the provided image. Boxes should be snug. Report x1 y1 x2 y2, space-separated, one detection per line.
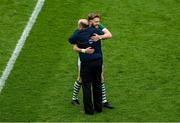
90 34 101 42
84 47 95 54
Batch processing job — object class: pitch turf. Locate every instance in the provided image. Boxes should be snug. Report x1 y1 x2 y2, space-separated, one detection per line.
0 0 180 121
0 0 37 75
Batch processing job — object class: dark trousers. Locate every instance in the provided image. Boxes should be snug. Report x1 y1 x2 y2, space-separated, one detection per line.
80 59 102 114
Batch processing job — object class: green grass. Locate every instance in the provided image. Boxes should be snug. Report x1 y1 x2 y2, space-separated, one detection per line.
0 0 37 75
0 0 180 121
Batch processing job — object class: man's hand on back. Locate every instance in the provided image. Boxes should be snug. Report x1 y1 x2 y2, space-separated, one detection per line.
90 34 101 42
84 47 95 54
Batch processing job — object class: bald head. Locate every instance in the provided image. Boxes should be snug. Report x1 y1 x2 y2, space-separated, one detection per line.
78 19 89 29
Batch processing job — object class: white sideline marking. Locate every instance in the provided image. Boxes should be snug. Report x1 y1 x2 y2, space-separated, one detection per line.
0 0 45 93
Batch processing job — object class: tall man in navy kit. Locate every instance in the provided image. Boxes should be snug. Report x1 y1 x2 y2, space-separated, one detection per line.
69 19 104 115
71 13 113 109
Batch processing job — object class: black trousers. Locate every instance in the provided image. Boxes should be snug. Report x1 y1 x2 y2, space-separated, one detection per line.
80 59 102 114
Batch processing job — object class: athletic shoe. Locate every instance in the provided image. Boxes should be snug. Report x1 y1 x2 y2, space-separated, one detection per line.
103 102 114 109
71 99 80 106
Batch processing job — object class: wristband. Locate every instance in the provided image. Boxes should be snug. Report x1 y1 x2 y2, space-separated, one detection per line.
99 36 102 40
81 49 86 53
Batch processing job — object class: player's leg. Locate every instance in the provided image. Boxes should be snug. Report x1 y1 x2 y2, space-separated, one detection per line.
92 59 102 113
101 65 114 109
71 57 82 105
101 70 107 103
81 61 94 115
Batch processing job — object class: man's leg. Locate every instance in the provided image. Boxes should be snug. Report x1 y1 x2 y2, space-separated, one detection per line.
101 66 114 109
71 58 82 105
92 60 102 113
71 80 81 105
81 63 94 115
101 71 107 103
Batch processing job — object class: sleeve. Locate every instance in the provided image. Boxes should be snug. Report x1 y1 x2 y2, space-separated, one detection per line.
94 28 104 35
99 24 106 30
68 31 78 44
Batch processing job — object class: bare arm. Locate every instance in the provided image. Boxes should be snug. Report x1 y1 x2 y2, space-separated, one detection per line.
101 28 112 39
73 44 82 53
72 44 95 54
91 28 112 41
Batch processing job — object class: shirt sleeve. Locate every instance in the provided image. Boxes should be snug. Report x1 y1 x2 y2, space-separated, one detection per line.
93 28 104 35
68 31 78 44
99 24 106 30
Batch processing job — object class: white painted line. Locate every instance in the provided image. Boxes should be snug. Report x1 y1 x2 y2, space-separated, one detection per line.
0 0 45 93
